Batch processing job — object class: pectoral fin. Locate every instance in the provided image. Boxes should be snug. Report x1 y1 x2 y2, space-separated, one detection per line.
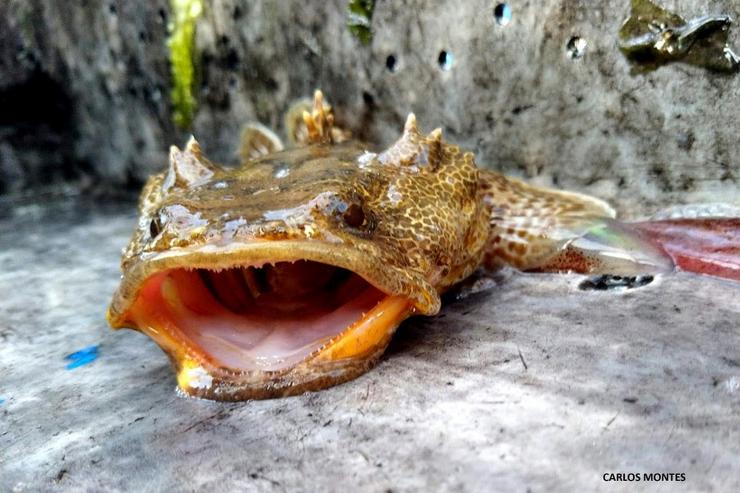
239 123 284 163
480 170 674 275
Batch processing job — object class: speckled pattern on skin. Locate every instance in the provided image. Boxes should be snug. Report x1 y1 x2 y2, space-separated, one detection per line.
107 91 647 401
481 169 615 270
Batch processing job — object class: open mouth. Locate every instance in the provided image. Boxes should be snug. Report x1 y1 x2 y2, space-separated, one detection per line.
124 260 412 373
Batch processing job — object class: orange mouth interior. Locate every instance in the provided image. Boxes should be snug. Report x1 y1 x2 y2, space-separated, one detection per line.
125 261 412 372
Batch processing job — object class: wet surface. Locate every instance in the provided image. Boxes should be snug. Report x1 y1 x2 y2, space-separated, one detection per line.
619 0 740 73
578 274 654 291
1 197 739 491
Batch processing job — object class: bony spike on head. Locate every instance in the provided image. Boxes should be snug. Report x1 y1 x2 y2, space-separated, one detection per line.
378 113 445 169
164 136 219 190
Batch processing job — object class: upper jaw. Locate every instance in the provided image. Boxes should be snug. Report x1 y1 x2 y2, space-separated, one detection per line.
109 239 439 326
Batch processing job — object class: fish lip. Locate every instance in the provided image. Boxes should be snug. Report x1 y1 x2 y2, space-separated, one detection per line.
108 239 440 328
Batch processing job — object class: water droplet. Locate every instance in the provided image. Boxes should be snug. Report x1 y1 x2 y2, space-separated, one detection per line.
493 3 512 26
274 165 290 178
212 181 228 189
566 36 587 59
386 185 403 205
438 50 454 70
357 151 377 168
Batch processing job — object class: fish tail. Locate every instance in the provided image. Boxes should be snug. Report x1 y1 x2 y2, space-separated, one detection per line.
630 218 740 281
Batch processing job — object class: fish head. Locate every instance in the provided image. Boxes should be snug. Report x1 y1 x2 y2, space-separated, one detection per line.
107 115 488 400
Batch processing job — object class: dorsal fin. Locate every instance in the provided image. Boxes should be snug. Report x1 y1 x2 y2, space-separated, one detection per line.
239 123 284 163
285 90 351 146
302 90 334 144
378 113 444 170
163 136 219 190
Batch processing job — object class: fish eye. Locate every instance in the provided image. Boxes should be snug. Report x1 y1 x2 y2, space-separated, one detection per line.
342 203 366 228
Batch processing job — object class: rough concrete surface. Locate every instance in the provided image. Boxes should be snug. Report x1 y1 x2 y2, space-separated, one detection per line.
1 0 739 213
0 197 738 492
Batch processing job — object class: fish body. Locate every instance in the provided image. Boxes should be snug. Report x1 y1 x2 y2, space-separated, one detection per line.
108 91 736 401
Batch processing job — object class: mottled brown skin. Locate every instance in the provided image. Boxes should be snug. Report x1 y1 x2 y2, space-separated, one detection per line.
108 91 685 401
108 92 493 400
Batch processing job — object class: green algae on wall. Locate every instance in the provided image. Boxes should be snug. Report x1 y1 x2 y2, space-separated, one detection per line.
168 0 203 129
347 0 374 45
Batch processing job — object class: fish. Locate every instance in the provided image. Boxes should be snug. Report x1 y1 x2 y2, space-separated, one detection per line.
107 90 739 401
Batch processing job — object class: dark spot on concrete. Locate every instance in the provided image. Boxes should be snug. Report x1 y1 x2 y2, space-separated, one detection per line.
566 36 587 59
512 104 533 115
362 91 375 107
578 275 654 291
721 356 740 368
438 50 453 70
676 131 694 151
225 49 240 70
679 175 695 191
54 469 68 483
493 3 512 26
649 164 672 192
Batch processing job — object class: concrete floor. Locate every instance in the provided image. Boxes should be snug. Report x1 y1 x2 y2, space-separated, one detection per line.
0 196 738 492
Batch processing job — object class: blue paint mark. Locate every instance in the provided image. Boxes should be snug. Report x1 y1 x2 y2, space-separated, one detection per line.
65 345 99 370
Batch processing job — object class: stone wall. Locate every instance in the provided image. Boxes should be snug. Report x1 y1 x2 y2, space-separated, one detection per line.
1 0 738 214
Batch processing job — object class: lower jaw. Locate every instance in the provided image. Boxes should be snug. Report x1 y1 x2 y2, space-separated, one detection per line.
123 268 414 401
